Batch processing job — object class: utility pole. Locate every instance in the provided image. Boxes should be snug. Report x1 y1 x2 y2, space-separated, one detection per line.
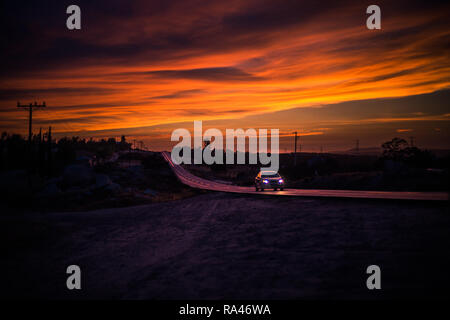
38 127 43 173
47 126 52 176
409 136 415 148
293 131 298 166
17 102 46 181
17 101 46 144
355 139 359 152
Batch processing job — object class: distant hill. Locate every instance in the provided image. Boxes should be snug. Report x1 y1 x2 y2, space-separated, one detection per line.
427 149 450 157
332 147 382 156
331 147 450 157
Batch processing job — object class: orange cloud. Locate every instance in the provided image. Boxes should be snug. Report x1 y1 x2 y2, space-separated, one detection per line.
396 129 413 133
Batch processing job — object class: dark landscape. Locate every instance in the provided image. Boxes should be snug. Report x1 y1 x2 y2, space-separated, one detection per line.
0 134 449 299
1 192 449 299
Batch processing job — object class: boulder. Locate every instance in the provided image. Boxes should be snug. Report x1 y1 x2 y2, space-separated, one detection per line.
63 164 95 187
46 177 62 185
0 170 30 195
75 155 93 166
143 188 157 196
105 182 121 194
94 174 112 189
124 187 133 193
36 183 61 198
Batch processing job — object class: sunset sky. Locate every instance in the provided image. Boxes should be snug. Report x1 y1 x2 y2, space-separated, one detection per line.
1 0 449 151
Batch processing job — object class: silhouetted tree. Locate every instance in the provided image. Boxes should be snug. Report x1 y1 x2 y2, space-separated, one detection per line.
382 137 409 160
381 137 433 168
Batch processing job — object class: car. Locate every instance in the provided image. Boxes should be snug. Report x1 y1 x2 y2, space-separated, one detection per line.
255 171 285 191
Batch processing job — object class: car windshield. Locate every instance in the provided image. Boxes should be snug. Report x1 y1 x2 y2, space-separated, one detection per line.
261 173 280 178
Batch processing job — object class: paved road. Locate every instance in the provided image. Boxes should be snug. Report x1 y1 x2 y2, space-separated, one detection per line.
162 152 448 201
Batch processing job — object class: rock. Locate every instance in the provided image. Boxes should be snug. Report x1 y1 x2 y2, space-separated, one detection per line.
0 170 30 195
76 155 93 166
66 186 84 194
95 174 112 189
105 183 121 194
83 190 93 197
36 183 61 198
63 164 94 187
143 188 157 196
46 177 62 185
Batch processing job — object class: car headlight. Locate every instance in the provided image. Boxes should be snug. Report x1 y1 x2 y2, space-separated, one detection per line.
263 179 269 184
278 179 284 184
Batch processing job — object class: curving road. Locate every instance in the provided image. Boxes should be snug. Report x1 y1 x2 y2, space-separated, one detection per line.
162 151 448 201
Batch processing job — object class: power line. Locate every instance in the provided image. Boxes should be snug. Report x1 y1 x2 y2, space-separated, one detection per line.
17 101 46 144
293 131 298 166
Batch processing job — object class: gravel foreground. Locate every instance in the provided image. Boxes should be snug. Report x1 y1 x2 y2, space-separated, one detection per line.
1 193 449 299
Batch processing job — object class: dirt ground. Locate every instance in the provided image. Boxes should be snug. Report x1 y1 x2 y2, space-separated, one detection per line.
1 192 449 299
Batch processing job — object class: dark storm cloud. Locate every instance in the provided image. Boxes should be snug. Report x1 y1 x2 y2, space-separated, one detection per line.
0 87 121 100
149 89 206 100
122 67 263 82
0 1 360 73
172 108 249 117
1 0 449 76
0 100 153 114
257 90 450 122
370 69 426 83
0 0 189 74
35 115 124 126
